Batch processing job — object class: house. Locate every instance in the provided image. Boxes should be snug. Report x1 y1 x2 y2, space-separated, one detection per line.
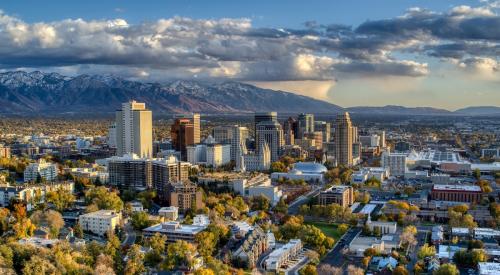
368 256 398 272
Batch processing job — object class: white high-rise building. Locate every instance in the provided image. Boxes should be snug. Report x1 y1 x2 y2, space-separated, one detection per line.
115 101 153 158
23 159 58 183
231 126 249 161
381 152 407 176
256 121 283 162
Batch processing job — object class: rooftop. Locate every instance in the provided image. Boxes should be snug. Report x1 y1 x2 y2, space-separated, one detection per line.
292 162 327 174
79 210 120 218
143 221 206 235
479 262 500 275
432 184 482 192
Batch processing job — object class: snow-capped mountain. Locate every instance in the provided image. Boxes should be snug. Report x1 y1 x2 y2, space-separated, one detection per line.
0 71 343 115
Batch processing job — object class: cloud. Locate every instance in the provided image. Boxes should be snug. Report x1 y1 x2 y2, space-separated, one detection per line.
0 4 499 86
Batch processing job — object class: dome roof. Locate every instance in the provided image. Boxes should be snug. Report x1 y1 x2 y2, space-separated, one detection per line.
292 162 327 174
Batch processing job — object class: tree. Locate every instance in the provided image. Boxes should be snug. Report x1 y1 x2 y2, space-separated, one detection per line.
318 264 342 275
417 244 436 260
393 266 409 275
163 240 197 270
46 188 75 212
400 226 417 252
250 195 270 211
195 231 217 259
338 223 349 235
347 265 364 275
299 264 317 275
130 211 155 230
145 233 167 267
433 263 459 275
73 223 84 238
274 198 288 214
85 186 123 211
270 161 287 173
124 244 145 275
473 168 481 180
195 269 215 275
22 256 58 275
30 210 64 238
94 254 115 275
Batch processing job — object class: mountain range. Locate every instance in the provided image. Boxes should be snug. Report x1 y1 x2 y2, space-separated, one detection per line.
0 71 498 116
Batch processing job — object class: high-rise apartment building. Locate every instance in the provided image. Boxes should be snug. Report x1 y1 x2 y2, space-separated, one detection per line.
297 113 314 138
115 101 153 158
152 157 191 202
23 159 58 183
108 154 152 190
107 123 117 148
334 112 354 167
256 121 284 162
166 181 203 212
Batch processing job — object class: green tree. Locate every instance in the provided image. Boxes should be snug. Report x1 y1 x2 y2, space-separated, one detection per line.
473 168 481 180
274 198 288 214
270 161 287 173
22 256 57 275
250 195 270 211
433 263 459 275
73 222 84 238
299 264 317 275
163 240 197 270
195 231 217 259
131 211 155 230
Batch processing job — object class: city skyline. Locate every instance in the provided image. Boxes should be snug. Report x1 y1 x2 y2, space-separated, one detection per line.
0 1 499 109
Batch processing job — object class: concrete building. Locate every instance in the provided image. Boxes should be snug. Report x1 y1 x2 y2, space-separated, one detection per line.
107 123 117 148
231 126 249 161
366 215 397 234
318 185 354 208
256 121 284 162
187 142 231 167
233 174 283 205
254 112 277 135
481 148 500 159
171 118 195 160
152 156 191 202
265 239 302 272
349 236 384 256
314 121 331 143
381 152 408 177
166 181 203 212
23 159 58 183
0 181 74 211
79 210 122 236
158 206 178 221
298 113 314 138
271 162 327 184
212 125 234 145
237 142 271 172
351 167 390 184
430 184 482 203
143 221 206 243
478 262 500 275
115 101 153 158
108 153 152 190
334 112 354 166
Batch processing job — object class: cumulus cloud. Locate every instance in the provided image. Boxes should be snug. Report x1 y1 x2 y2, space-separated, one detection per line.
0 3 499 84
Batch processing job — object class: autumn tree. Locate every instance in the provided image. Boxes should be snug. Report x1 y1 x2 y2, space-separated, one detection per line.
433 263 459 275
417 244 436 260
124 244 145 275
46 188 75 212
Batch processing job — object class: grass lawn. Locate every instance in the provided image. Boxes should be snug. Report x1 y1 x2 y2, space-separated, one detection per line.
304 221 344 240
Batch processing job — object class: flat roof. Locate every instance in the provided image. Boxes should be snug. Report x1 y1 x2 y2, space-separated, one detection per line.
479 262 500 275
360 204 376 214
143 222 206 235
432 184 482 192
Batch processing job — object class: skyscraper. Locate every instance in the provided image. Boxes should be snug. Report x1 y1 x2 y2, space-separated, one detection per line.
298 113 314 138
256 121 284 162
254 112 277 135
171 118 194 160
334 112 353 167
314 121 331 143
231 125 249 161
115 101 153 158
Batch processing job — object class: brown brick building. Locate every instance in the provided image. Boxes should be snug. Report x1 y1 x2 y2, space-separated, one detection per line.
167 181 203 212
318 185 354 208
430 184 482 203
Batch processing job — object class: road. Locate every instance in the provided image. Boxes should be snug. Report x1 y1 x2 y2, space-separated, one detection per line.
318 227 362 269
121 222 136 247
288 186 322 215
408 226 430 272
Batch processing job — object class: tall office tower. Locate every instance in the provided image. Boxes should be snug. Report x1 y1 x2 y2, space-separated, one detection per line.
191 113 201 144
256 121 284 162
314 121 331 143
379 131 386 148
351 126 359 143
212 126 233 145
283 117 298 145
334 112 354 167
107 123 117 148
115 101 153 158
171 118 194 160
297 113 315 138
231 126 249 161
254 112 278 135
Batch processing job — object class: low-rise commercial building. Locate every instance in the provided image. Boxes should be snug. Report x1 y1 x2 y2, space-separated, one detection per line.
430 184 482 203
158 206 178 221
271 162 327 184
79 210 122 236
318 185 354 208
366 215 397 234
143 221 206 243
0 181 74 211
351 167 390 184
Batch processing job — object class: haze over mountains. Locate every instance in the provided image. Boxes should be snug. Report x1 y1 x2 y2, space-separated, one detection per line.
0 71 498 116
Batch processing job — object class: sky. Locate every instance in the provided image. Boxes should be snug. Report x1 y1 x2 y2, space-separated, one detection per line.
0 0 499 110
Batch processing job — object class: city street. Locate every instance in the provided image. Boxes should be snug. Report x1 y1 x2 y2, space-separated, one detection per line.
318 227 362 268
288 186 322 215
